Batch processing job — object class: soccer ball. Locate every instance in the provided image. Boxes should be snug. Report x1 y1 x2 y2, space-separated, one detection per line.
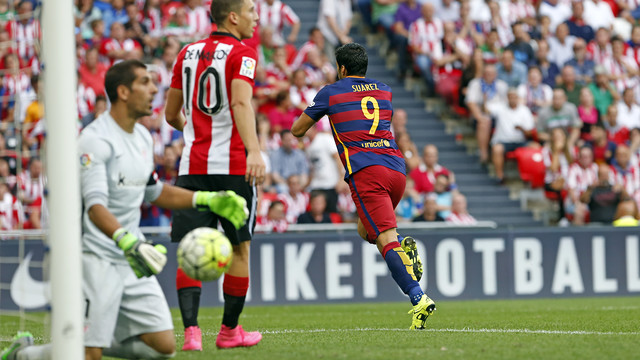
177 227 233 281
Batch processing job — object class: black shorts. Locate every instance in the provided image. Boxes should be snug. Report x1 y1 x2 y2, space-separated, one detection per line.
170 175 256 245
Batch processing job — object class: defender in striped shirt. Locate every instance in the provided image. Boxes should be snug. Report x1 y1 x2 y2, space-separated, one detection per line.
292 43 436 330
164 0 265 352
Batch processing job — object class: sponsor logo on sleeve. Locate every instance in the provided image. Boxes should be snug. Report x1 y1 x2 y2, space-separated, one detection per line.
239 57 256 79
80 153 92 168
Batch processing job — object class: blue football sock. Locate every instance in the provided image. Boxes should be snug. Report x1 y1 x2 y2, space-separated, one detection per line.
382 242 423 305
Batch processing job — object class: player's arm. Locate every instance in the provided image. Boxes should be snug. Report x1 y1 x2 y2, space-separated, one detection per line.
165 87 186 131
231 78 265 185
151 184 248 229
291 113 316 137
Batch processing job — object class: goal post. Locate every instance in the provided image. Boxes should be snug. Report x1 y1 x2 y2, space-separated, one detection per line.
41 0 83 358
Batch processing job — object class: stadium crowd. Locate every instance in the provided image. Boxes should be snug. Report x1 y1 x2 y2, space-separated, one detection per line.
4 0 640 230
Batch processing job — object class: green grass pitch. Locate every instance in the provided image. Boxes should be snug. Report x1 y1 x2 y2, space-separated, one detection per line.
2 297 639 359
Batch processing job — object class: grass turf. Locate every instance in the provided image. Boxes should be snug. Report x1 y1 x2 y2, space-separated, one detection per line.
2 297 639 359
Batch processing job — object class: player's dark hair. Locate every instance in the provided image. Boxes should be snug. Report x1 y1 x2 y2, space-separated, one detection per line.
210 0 244 26
104 59 147 104
335 43 368 77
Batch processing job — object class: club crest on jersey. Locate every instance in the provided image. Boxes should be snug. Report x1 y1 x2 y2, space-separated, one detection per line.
80 153 92 168
240 56 256 79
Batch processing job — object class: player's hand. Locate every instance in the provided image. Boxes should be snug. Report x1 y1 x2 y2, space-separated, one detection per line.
114 229 167 278
245 150 266 186
194 190 249 229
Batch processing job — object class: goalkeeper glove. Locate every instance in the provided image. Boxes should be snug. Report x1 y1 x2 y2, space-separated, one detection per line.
113 228 167 278
193 190 249 229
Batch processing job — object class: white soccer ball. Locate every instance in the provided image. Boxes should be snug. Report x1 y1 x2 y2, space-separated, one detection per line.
177 227 233 282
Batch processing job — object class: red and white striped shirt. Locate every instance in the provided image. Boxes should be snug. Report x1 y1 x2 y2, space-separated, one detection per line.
277 191 309 224
17 170 44 205
5 19 40 61
446 212 477 225
408 17 444 55
142 7 163 37
625 44 640 67
291 41 318 70
566 163 598 193
99 38 142 66
77 83 97 118
587 42 613 64
185 5 211 38
610 164 640 195
508 0 536 25
0 192 23 230
601 56 640 93
171 32 257 175
256 0 299 44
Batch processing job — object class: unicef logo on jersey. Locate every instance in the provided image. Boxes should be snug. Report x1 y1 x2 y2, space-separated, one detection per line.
362 139 391 148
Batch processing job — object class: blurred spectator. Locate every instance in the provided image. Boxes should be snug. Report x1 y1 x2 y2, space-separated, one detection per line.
396 131 420 172
543 128 575 219
102 0 128 38
604 104 629 145
446 193 477 224
506 21 535 65
78 47 107 95
565 38 595 85
589 65 619 116
17 156 43 207
0 157 16 193
485 0 513 47
277 174 309 224
409 2 443 96
257 0 300 45
124 2 155 52
465 63 509 163
99 21 143 66
610 144 640 196
566 146 598 224
85 18 106 49
289 68 316 111
616 87 640 130
436 0 460 23
583 0 615 31
268 90 298 133
496 49 527 87
603 36 639 94
297 190 332 224
336 180 356 222
537 88 582 147
397 177 421 222
587 27 613 64
8 0 40 62
391 108 408 136
163 5 191 40
75 0 102 40
184 0 212 39
433 173 452 219
480 28 503 64
534 39 560 87
564 0 595 43
258 200 289 232
22 74 43 150
538 0 572 32
626 25 640 67
548 23 576 68
612 200 639 226
412 193 444 222
371 0 399 41
580 163 628 224
578 87 600 138
491 88 535 182
317 0 352 54
265 46 292 90
517 66 553 115
306 125 342 213
455 0 483 48
142 0 163 40
291 27 325 70
458 47 484 109
410 144 455 194
270 129 309 193
0 181 22 230
81 94 107 128
586 122 616 164
529 14 552 41
508 0 536 29
557 65 584 106
433 21 470 105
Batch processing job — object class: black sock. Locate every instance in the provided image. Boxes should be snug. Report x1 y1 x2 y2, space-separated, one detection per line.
222 293 246 329
178 287 201 328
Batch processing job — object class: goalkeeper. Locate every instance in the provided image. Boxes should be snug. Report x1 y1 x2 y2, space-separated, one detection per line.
1 60 248 360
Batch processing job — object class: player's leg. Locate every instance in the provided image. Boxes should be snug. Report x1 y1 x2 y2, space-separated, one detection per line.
215 177 261 349
170 175 216 351
104 266 175 358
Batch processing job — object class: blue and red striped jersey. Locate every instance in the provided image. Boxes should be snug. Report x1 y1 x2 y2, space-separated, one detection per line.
304 76 405 179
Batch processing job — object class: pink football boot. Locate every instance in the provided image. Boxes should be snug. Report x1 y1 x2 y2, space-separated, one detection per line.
181 326 202 351
216 324 262 349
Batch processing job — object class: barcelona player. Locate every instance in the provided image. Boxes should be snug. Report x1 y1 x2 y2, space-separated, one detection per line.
291 43 436 329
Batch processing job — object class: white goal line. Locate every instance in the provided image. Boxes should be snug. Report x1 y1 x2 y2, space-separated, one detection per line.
173 327 640 337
